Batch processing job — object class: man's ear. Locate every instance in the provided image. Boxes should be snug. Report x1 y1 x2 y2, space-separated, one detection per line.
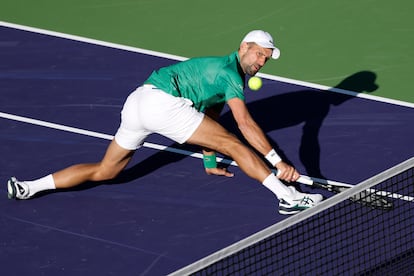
239 42 249 55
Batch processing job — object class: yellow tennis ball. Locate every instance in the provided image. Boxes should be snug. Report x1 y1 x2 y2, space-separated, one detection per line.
248 76 262 91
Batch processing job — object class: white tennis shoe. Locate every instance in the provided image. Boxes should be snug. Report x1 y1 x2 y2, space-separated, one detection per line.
279 186 323 215
7 177 30 200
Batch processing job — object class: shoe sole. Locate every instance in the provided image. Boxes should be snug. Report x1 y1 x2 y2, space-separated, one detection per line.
279 204 312 215
7 178 17 200
279 210 301 215
279 207 305 215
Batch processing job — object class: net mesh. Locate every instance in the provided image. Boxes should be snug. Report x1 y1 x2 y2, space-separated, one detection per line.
171 158 414 275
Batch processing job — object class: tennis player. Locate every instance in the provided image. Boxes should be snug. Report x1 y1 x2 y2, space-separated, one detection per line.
7 30 322 215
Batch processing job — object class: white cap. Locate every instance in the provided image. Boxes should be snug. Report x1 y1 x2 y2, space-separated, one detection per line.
241 30 280 59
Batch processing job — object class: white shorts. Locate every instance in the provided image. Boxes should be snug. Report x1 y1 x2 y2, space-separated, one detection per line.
114 85 205 150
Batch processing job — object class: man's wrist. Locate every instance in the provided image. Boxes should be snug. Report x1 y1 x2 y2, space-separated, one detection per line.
265 149 282 166
203 153 217 168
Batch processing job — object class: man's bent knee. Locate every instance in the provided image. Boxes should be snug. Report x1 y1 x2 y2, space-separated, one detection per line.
93 165 122 182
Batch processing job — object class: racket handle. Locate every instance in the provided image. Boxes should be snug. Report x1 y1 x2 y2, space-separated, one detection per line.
275 170 314 186
296 175 314 186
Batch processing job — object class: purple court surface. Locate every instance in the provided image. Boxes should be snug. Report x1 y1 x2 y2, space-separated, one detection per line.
1 26 413 275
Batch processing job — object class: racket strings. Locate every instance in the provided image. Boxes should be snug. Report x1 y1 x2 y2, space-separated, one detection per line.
349 190 393 210
312 182 393 210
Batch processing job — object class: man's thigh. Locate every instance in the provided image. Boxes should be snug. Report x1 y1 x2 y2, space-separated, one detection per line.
186 115 238 150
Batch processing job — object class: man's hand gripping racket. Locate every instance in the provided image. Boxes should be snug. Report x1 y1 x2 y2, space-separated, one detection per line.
277 171 393 210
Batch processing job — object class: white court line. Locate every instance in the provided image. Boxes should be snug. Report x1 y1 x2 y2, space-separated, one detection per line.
1 20 414 109
1 111 412 202
0 111 234 165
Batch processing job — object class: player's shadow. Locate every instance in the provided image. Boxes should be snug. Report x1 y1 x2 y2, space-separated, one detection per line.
220 71 379 180
55 71 378 195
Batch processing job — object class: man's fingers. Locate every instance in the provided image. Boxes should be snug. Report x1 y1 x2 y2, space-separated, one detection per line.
205 168 234 177
276 163 299 182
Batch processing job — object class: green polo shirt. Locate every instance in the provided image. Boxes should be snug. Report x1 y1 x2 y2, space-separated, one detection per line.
144 51 245 112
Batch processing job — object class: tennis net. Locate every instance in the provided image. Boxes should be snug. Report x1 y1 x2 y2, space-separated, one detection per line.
170 157 414 275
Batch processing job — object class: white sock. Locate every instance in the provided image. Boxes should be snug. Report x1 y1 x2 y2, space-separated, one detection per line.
262 173 293 199
26 174 56 197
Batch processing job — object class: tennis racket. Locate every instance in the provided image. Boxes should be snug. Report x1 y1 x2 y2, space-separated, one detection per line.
274 169 393 210
295 175 393 210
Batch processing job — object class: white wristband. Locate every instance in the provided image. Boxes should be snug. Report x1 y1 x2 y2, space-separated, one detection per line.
265 149 282 166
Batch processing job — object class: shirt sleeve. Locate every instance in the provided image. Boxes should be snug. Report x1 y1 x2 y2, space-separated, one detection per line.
219 72 245 102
